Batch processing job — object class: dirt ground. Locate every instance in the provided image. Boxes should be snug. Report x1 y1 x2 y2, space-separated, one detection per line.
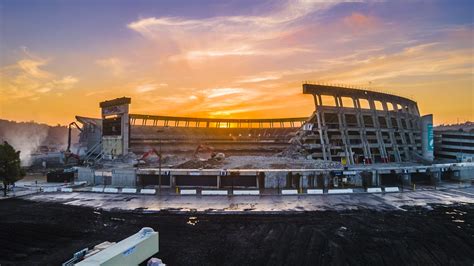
0 199 473 266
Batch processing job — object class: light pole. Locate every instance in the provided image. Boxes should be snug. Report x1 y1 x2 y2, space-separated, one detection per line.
156 127 168 195
157 129 163 195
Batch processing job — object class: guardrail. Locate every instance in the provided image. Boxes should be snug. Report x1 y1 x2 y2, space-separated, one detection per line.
49 186 415 195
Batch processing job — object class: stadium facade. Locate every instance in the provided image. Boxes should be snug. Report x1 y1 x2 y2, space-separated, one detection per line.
75 83 434 165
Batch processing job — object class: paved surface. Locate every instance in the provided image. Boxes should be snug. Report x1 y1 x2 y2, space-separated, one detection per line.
2 198 473 265
24 185 474 213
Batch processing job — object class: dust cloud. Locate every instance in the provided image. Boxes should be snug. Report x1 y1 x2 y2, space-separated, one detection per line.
0 120 76 166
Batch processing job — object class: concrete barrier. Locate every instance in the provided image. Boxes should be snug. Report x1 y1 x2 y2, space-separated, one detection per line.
43 187 58 192
104 187 119 193
140 189 156 195
202 190 228 195
233 190 260 195
328 189 353 194
121 188 137 194
92 187 104 193
307 189 323 194
180 189 197 195
281 189 298 195
384 187 400 193
367 187 382 193
60 187 73 192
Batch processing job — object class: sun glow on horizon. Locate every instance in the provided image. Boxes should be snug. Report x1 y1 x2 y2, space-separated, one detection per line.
0 1 472 126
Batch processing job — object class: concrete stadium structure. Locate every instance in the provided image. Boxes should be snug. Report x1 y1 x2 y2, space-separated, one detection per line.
75 83 434 165
297 83 433 164
129 115 306 156
70 83 474 189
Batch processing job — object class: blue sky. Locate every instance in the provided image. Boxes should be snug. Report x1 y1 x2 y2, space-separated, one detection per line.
0 0 473 125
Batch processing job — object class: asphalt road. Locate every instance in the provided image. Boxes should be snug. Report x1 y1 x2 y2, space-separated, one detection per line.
24 185 474 213
0 199 472 265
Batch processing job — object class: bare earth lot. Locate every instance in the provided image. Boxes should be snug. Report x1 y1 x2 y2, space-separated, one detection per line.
0 198 472 266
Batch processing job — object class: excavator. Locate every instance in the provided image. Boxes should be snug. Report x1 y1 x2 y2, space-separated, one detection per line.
193 144 225 161
134 148 160 166
63 122 83 165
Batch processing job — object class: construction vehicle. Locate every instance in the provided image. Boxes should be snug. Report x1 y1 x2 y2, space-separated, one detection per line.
63 227 162 266
133 148 160 166
193 144 225 161
64 122 83 165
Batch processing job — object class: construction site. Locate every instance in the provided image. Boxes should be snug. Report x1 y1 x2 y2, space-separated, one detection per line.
22 82 470 194
1 83 474 265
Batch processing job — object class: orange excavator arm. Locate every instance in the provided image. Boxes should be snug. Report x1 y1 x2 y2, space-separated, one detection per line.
139 148 160 161
194 144 216 158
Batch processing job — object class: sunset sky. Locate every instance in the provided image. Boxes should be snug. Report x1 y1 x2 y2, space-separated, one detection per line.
0 0 472 125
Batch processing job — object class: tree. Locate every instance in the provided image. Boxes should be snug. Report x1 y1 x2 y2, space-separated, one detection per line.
0 141 25 196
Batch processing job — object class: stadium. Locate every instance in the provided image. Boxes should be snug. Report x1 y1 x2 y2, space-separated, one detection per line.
75 83 434 165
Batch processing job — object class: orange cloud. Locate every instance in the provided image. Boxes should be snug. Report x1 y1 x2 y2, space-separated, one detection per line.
343 12 378 29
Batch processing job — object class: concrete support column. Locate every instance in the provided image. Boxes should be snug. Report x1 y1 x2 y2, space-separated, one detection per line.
430 170 440 185
321 111 332 161
402 171 411 186
313 94 319 107
315 111 327 160
369 98 387 161
171 175 176 187
323 172 331 191
372 170 379 186
355 98 371 161
383 102 401 162
336 96 352 165
395 113 410 161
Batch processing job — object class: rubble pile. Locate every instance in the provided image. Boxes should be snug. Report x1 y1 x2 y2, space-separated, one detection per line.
220 155 341 169
174 158 224 169
279 131 311 159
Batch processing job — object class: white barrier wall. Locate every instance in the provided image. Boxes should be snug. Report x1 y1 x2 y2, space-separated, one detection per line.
140 189 156 195
307 189 323 194
43 187 58 192
328 189 353 194
367 187 382 193
122 188 137 194
92 187 104 192
202 190 228 195
281 189 298 195
104 188 119 193
180 189 197 195
60 187 73 192
233 190 260 195
384 187 400 192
